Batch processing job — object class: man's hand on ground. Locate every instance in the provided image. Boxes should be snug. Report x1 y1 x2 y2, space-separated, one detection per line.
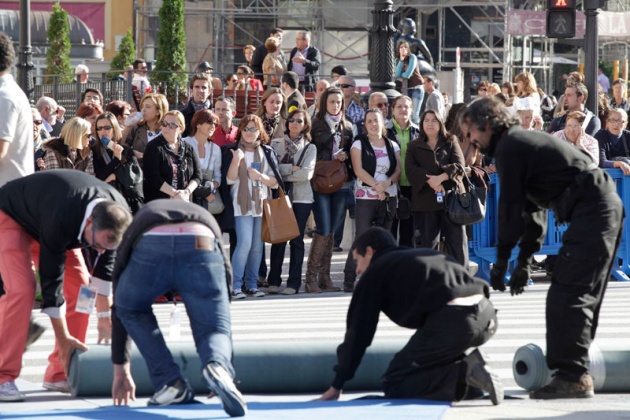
316 386 342 401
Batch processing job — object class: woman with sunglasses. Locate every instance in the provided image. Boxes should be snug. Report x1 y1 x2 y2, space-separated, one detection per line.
220 115 283 299
183 109 222 211
266 110 317 295
236 65 263 92
42 117 94 175
143 110 202 203
91 112 125 183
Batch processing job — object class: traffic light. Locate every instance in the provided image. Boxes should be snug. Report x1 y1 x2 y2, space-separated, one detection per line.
547 0 576 38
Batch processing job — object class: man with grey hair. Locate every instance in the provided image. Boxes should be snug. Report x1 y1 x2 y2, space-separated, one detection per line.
288 31 321 92
307 79 330 119
35 96 58 140
75 64 89 84
339 76 364 126
368 92 390 117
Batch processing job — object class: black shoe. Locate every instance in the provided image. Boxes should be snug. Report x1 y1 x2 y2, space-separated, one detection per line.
464 349 504 405
25 319 46 352
203 362 247 417
530 375 594 400
148 378 194 406
333 246 343 252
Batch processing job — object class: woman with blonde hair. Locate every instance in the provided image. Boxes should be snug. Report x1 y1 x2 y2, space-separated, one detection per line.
255 87 288 140
42 117 94 174
124 92 169 165
262 37 286 88
514 71 541 116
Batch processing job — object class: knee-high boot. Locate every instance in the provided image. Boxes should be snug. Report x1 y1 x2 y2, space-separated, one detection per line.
319 234 341 292
304 233 325 293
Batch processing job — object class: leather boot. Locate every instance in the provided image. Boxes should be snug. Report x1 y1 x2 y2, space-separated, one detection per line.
304 233 324 293
319 234 341 292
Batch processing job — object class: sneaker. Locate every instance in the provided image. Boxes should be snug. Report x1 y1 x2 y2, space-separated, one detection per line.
464 349 504 405
245 288 265 298
25 319 46 352
148 378 194 406
43 380 71 393
267 285 280 294
203 362 247 417
232 290 245 300
0 381 25 402
333 246 343 252
281 287 297 295
530 375 594 400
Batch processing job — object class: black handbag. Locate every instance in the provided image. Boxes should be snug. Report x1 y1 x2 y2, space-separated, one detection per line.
395 184 411 220
445 164 486 225
113 149 144 214
372 194 393 227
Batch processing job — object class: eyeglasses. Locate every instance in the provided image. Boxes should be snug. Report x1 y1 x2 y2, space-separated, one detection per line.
230 79 238 83
161 121 180 129
288 118 304 124
375 103 388 109
608 118 626 124
84 95 100 102
478 88 488 92
206 121 217 126
83 132 91 138
242 127 259 133
96 125 113 131
339 84 355 89
565 124 582 130
33 120 42 125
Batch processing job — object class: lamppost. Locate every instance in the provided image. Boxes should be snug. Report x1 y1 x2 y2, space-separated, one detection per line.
364 0 400 102
17 0 34 102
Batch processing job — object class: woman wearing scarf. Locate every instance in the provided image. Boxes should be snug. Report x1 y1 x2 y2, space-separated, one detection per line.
256 87 288 140
225 115 281 299
307 86 354 293
267 109 317 295
553 110 600 165
142 110 202 203
595 108 630 174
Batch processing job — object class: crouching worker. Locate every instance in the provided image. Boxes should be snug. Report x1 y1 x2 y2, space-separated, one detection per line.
318 227 503 404
110 199 247 417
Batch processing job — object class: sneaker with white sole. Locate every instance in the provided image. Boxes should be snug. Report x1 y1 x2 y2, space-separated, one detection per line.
245 288 265 298
0 381 25 402
203 362 247 417
232 290 245 300
43 380 71 393
148 377 194 406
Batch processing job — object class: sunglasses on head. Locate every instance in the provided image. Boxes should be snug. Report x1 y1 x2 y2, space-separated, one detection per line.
96 125 113 131
161 121 179 129
241 127 259 133
288 118 304 124
339 84 355 89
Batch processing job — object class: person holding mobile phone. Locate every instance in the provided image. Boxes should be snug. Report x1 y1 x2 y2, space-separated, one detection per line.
222 115 283 299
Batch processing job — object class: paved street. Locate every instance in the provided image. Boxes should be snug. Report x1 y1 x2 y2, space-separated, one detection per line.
8 237 630 418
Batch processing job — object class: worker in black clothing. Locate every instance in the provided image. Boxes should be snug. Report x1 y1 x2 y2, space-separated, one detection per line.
318 227 503 404
462 97 624 400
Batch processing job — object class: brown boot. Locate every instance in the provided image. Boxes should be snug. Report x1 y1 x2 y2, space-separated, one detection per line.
319 234 341 292
304 233 325 293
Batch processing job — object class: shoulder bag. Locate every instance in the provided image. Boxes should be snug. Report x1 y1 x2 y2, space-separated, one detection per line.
262 187 300 244
195 145 224 214
445 164 486 225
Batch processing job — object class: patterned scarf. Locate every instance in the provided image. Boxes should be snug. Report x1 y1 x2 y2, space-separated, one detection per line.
236 143 264 215
163 137 190 190
282 134 302 164
262 114 280 139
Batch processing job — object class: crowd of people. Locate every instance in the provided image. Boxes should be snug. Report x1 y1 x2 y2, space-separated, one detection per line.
0 23 628 411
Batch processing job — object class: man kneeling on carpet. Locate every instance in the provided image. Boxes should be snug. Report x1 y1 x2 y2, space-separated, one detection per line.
110 199 247 417
318 227 503 404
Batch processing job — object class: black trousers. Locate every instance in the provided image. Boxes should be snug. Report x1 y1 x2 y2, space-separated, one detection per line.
413 209 469 266
382 297 497 401
390 186 415 247
547 175 624 381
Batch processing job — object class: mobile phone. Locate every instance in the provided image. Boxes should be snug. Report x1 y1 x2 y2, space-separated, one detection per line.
250 162 261 171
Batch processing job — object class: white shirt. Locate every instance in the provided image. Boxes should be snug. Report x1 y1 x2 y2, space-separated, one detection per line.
0 73 34 186
182 136 222 185
226 150 277 217
352 140 400 199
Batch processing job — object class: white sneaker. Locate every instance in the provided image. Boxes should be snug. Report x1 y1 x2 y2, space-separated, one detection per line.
203 362 247 417
43 380 71 393
232 290 246 300
0 381 25 402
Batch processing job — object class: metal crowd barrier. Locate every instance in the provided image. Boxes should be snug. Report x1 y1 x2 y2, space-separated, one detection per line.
469 168 630 282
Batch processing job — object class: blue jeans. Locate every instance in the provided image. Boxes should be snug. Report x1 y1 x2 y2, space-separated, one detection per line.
410 87 424 125
115 234 234 390
313 189 348 236
232 215 264 291
268 202 313 290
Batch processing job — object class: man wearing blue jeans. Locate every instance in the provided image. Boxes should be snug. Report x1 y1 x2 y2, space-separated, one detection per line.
111 200 246 417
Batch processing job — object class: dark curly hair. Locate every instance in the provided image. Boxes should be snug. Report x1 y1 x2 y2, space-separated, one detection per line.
459 97 518 139
0 33 16 73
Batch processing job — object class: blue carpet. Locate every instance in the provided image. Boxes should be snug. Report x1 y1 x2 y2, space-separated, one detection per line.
0 398 450 419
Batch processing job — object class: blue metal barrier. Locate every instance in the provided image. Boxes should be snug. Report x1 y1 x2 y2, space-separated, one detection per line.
468 168 630 282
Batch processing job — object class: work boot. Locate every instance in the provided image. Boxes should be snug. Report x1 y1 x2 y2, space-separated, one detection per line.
304 233 325 293
464 348 504 405
319 234 340 292
530 374 594 400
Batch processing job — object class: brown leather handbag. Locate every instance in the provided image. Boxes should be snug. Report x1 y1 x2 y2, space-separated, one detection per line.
311 159 348 194
261 187 300 244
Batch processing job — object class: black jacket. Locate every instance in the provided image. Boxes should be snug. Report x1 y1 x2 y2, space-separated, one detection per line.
111 199 231 365
180 98 212 138
332 247 489 390
0 170 128 311
287 46 321 89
